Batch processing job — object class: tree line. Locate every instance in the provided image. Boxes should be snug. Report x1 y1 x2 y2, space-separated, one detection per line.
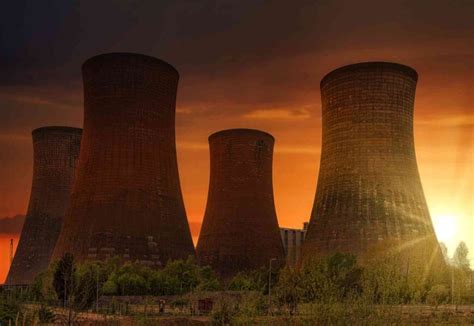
0 241 472 323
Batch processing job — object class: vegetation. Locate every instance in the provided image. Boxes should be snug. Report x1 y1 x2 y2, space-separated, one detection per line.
53 252 76 306
0 299 20 324
426 284 450 309
451 241 472 305
211 298 237 325
228 267 279 294
34 255 221 307
300 253 362 303
1 242 472 324
37 304 55 323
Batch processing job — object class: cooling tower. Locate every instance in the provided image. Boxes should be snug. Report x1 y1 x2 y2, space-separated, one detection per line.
302 62 443 265
196 129 285 277
6 127 82 285
52 53 195 266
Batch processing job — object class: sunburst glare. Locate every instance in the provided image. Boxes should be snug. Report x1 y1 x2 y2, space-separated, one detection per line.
433 214 458 244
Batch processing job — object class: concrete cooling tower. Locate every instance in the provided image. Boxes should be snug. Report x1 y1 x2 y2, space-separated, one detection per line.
52 53 195 266
196 129 285 277
302 62 443 266
6 127 82 285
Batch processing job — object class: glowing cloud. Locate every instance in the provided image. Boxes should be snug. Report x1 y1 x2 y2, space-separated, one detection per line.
243 108 311 121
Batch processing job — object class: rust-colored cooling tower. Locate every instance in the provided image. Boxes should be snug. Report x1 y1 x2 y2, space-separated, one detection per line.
196 129 285 277
302 62 443 265
52 53 195 266
6 127 82 285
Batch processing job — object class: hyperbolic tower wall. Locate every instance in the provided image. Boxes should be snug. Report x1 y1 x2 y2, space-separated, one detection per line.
197 129 285 277
7 127 82 285
53 53 195 266
302 62 443 265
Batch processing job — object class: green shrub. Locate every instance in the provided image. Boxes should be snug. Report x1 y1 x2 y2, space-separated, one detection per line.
300 253 362 303
274 267 302 315
211 299 236 325
0 300 20 324
228 268 274 293
234 292 267 323
426 284 450 308
37 304 55 323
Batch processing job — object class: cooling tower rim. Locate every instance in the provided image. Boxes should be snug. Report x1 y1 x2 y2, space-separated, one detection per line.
320 61 418 87
32 126 83 136
209 128 275 142
82 52 179 77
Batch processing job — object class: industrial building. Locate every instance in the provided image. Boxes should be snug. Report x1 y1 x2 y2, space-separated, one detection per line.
196 129 285 277
52 53 195 266
6 127 82 284
280 223 308 267
302 62 444 266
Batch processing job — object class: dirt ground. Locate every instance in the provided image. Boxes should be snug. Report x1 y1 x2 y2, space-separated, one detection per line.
46 304 474 325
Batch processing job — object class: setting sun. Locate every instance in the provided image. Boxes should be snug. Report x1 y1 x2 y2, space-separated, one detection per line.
433 214 458 245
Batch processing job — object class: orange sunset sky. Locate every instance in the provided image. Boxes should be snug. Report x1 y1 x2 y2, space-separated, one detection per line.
0 0 472 283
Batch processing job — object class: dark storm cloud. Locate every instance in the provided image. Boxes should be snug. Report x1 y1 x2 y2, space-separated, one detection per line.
3 0 471 81
0 0 265 85
0 1 82 85
0 0 471 132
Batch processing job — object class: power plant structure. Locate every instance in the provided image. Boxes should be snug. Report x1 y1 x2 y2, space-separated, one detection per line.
280 223 308 267
196 129 285 277
6 126 82 285
302 62 443 266
52 53 195 266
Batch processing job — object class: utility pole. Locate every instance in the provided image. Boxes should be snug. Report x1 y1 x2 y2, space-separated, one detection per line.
268 258 276 316
96 267 99 313
64 275 67 308
451 263 455 306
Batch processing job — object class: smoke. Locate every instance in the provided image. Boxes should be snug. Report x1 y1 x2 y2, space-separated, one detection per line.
0 215 25 235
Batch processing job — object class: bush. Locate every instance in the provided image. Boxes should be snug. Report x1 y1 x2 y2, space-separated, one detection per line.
74 262 104 309
32 267 58 304
361 253 451 305
61 255 221 299
234 292 267 323
426 284 450 309
149 257 220 295
196 266 221 292
228 268 273 293
300 253 362 303
211 299 236 325
274 267 302 315
37 304 55 323
159 257 200 294
0 300 20 324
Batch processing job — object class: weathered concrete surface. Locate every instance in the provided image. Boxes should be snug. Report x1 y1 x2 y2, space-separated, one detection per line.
52 53 195 266
197 129 285 277
6 126 82 284
302 62 444 266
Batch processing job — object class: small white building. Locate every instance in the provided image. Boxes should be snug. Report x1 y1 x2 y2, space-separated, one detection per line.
280 222 308 266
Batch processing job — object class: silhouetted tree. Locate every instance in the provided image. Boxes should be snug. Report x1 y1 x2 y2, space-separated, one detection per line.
53 253 76 306
452 242 472 305
453 242 470 271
